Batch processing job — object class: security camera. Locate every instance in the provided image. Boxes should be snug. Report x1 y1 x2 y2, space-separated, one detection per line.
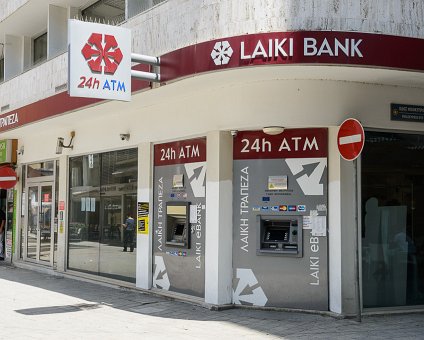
230 130 238 137
120 133 130 141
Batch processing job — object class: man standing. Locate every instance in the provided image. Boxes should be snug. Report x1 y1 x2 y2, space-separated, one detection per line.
0 208 5 261
122 213 135 252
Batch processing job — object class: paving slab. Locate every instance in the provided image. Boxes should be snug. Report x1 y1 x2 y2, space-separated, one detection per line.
1 264 424 339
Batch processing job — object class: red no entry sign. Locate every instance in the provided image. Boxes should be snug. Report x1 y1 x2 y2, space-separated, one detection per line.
0 166 18 189
337 118 365 161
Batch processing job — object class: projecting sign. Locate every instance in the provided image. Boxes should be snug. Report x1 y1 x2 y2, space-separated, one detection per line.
391 103 424 123
0 139 17 164
337 118 365 161
68 19 131 101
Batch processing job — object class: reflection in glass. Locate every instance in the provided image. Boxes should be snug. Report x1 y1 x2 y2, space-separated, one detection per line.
27 187 38 260
39 185 52 263
27 162 54 178
68 154 100 275
68 149 137 283
362 131 424 307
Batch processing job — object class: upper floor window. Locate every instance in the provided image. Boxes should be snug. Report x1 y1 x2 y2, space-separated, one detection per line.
33 32 47 65
128 0 167 19
82 0 125 24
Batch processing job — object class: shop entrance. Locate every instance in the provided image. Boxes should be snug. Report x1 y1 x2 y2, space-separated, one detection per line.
362 130 424 308
25 182 55 265
22 161 58 267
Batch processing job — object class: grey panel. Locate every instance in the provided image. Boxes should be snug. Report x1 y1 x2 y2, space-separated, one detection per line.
233 158 328 310
152 162 206 298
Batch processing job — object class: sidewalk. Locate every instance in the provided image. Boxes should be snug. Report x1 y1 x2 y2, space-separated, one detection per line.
0 264 423 339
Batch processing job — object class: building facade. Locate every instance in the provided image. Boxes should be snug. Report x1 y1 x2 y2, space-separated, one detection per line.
1 0 424 316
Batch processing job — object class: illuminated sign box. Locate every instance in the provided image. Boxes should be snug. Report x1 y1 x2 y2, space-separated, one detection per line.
68 20 131 101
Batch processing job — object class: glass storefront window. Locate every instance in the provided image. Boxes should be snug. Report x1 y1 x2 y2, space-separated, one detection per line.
362 131 424 308
27 162 54 178
68 149 138 283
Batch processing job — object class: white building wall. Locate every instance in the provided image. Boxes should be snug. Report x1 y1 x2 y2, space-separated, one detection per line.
0 0 28 22
1 0 424 112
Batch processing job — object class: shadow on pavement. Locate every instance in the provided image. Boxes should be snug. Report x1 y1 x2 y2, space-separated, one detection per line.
1 264 424 339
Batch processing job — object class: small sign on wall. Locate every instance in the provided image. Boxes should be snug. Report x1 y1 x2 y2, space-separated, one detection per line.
391 103 424 123
137 202 149 234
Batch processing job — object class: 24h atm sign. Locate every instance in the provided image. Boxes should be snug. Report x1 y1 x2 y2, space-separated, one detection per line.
68 20 131 101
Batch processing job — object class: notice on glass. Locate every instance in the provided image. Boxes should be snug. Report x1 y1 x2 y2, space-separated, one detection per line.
268 176 288 190
90 198 96 212
81 197 86 211
311 216 326 236
86 197 91 212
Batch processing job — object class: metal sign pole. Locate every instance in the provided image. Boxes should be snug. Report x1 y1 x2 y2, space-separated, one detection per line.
354 158 362 322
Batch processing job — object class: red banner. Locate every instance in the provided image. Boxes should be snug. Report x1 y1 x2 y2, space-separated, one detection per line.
161 31 424 81
154 137 207 166
233 128 328 160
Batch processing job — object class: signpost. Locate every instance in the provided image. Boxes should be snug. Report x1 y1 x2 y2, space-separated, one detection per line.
337 118 365 161
337 117 365 322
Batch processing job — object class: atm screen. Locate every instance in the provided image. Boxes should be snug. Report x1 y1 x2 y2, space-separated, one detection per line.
174 224 185 236
265 227 289 242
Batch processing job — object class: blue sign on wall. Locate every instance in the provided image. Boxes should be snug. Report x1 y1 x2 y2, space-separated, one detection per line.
391 103 424 123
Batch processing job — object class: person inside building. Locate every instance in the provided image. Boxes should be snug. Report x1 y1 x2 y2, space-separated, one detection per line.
0 208 5 260
122 213 135 252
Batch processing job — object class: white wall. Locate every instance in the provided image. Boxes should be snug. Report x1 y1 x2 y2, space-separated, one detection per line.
48 5 68 58
5 67 424 163
0 0 28 22
4 34 23 80
2 0 424 114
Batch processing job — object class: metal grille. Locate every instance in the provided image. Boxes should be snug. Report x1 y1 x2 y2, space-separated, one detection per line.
128 0 167 19
81 0 126 24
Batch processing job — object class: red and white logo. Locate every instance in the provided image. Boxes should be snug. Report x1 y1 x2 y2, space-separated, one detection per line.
81 33 123 75
68 20 131 101
337 118 365 161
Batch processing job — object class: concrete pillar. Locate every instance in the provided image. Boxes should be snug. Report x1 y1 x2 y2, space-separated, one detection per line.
204 130 233 305
136 142 153 289
328 126 342 314
57 154 68 272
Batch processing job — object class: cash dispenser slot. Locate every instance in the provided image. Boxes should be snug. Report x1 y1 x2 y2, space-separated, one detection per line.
165 202 190 248
257 215 302 257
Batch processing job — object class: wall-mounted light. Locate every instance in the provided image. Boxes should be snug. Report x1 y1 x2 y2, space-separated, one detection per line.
56 131 75 154
263 126 285 135
120 133 130 141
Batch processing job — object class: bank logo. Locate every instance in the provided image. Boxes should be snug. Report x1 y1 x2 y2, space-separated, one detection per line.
82 33 123 74
211 41 233 65
233 268 268 306
153 256 170 290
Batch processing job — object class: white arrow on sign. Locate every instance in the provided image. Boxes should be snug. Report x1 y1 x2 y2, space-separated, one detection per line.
184 162 206 198
153 256 170 290
286 158 327 196
233 268 268 306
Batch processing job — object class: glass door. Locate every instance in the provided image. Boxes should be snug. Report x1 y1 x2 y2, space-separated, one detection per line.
26 182 55 265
